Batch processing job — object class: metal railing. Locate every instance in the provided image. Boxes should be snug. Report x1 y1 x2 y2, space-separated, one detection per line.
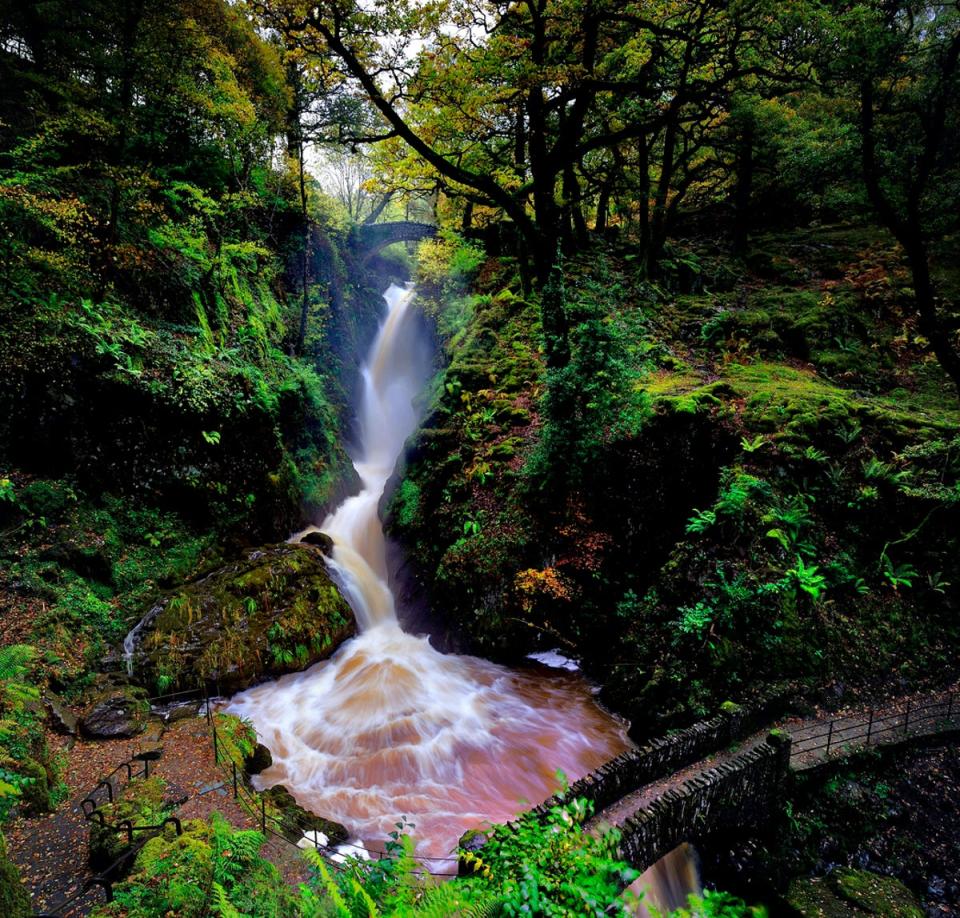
790 690 958 763
32 684 960 915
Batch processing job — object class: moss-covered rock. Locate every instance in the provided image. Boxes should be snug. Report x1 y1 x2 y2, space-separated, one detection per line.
129 543 355 694
262 784 348 846
92 815 297 918
0 833 31 918
88 775 179 873
80 685 150 739
787 869 924 918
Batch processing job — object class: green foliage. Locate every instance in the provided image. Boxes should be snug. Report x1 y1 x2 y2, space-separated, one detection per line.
528 261 650 494
786 557 828 600
670 889 767 918
0 832 31 918
0 645 56 822
460 785 637 916
687 470 771 535
98 814 294 918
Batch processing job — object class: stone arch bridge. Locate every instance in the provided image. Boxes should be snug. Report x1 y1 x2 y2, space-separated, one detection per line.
516 687 959 874
350 221 436 262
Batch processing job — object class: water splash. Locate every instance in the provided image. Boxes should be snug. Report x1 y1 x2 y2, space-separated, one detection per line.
630 843 702 915
226 284 631 858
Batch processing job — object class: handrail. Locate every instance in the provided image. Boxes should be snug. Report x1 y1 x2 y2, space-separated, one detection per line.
789 690 958 762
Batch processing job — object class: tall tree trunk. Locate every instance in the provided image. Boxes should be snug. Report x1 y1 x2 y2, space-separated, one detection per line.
860 78 960 399
637 133 651 262
563 163 588 247
905 235 960 397
595 180 610 235
733 121 754 256
103 0 144 293
648 120 677 277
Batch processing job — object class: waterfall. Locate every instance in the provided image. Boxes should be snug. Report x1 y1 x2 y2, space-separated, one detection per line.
225 284 631 858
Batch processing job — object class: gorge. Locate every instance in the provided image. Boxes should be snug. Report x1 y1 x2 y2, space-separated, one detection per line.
225 284 634 864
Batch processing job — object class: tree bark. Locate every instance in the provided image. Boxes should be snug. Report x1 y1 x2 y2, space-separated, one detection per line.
904 235 960 397
595 180 610 235
637 133 651 261
860 78 960 399
732 120 754 256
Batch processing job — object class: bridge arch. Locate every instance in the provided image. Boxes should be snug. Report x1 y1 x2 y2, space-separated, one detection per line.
351 221 437 261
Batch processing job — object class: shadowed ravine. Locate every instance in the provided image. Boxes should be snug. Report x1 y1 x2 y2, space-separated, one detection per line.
225 285 696 905
225 284 630 858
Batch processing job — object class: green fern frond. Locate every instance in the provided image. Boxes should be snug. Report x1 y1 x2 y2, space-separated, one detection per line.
0 645 35 681
412 882 497 917
349 878 382 917
302 849 350 917
211 881 246 918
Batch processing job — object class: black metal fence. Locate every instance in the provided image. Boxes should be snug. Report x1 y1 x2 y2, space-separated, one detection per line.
34 684 460 916
790 690 959 765
31 685 960 915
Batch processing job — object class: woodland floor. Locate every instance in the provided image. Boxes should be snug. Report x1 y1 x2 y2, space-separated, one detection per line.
6 714 304 916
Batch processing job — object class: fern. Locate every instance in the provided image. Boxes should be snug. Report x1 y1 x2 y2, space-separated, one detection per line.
0 644 34 680
211 813 265 886
211 881 246 918
302 849 351 917
411 882 498 917
348 879 382 917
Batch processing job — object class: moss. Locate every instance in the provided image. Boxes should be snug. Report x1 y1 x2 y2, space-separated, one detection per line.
16 756 52 815
261 784 348 846
89 776 174 872
390 478 422 529
787 870 923 918
833 869 924 917
134 543 355 693
0 833 31 918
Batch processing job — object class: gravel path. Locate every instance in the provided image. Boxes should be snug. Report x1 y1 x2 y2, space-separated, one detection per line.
8 713 261 917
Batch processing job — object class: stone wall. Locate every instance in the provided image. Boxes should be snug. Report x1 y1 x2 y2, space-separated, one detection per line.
617 733 792 872
531 688 794 819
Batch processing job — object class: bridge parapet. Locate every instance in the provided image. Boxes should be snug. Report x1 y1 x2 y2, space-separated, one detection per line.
351 221 436 261
616 732 792 872
530 688 794 821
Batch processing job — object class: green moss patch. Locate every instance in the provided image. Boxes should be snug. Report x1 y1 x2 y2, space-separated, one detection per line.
133 544 355 694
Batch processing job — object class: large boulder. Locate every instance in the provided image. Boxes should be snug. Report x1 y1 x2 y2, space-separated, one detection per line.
80 687 149 739
127 543 355 695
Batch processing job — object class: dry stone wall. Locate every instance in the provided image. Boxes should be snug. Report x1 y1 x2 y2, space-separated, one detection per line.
532 689 794 819
617 732 792 871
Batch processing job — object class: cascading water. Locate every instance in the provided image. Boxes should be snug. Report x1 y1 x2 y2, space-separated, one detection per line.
225 284 632 859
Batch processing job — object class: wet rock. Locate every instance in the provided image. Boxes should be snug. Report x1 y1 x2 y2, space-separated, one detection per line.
299 531 334 555
81 689 148 738
126 543 355 695
262 784 348 846
135 725 165 766
927 876 946 901
457 828 490 877
245 743 272 776
154 700 201 724
44 694 78 736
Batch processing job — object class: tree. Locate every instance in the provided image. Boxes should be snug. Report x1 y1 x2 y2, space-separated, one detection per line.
827 1 960 397
0 0 291 314
255 0 802 372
